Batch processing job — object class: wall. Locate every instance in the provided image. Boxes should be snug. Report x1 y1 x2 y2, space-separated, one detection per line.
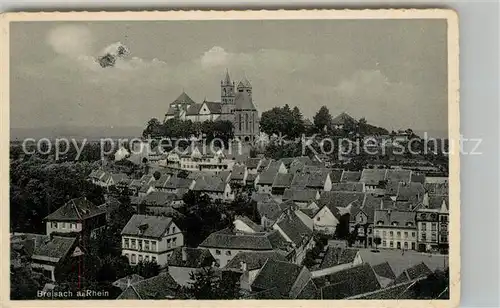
374 226 417 250
46 221 82 236
313 207 339 234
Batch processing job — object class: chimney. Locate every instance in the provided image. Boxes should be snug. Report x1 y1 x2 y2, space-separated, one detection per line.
181 247 187 262
240 261 247 272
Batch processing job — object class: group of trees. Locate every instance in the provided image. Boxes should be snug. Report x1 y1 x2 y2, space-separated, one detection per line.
142 118 234 146
182 268 241 299
10 158 105 233
259 105 306 139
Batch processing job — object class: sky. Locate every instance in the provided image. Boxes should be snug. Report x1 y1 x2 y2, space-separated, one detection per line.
10 19 448 137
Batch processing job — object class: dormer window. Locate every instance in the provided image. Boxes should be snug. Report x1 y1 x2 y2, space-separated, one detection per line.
377 221 384 225
406 222 413 227
392 222 399 226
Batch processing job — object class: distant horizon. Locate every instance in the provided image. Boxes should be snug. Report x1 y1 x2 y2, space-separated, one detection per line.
11 20 448 134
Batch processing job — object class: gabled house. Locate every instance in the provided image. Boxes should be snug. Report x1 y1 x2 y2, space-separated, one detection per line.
313 192 366 234
340 171 362 183
282 188 320 207
31 236 81 281
160 175 195 194
330 182 365 192
198 228 293 267
318 263 381 299
234 215 265 233
266 160 288 174
255 170 277 194
45 197 106 238
256 197 285 229
223 251 287 291
250 259 319 299
305 169 332 191
360 168 388 191
192 175 235 202
311 247 362 278
121 215 184 267
229 165 248 186
244 158 263 174
167 247 216 287
373 210 417 251
272 209 314 264
271 173 294 197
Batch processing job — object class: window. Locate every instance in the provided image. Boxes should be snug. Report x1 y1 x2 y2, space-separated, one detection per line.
145 256 150 262
422 223 427 231
62 222 66 229
215 250 221 255
431 223 437 231
172 226 176 233
172 237 177 247
51 222 57 228
124 238 130 248
404 242 408 249
71 223 76 229
145 240 150 251
411 242 416 250
383 231 386 237
316 217 320 221
397 231 401 238
138 240 143 250
131 254 137 264
432 233 437 241
138 255 143 262
368 228 372 234
151 241 157 251
167 239 171 248
225 251 232 256
389 231 393 237
125 253 129 260
422 233 427 240
382 240 387 247
389 241 393 248
412 232 416 237
397 241 401 249
131 239 136 249
404 232 408 238
152 256 157 263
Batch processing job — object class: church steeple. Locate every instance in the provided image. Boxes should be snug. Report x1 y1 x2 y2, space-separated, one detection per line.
221 69 235 105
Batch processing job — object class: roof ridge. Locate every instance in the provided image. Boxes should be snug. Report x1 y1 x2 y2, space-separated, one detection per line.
72 199 83 220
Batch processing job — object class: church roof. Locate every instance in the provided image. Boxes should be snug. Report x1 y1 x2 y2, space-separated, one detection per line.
237 77 252 88
170 91 195 106
332 112 357 125
203 101 222 114
186 103 203 115
234 91 257 111
223 70 232 85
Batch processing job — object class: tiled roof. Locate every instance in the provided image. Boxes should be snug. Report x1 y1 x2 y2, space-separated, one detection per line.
257 198 284 221
199 229 289 251
140 191 177 206
170 91 195 106
319 248 359 269
121 214 174 238
290 173 309 189
410 172 426 184
306 170 331 188
257 159 271 172
112 274 145 291
360 169 387 186
237 77 252 88
164 175 193 190
299 208 318 218
424 182 449 195
278 157 296 167
331 182 365 192
32 236 77 263
246 173 257 183
372 261 396 280
258 170 278 185
203 101 222 114
235 215 264 232
340 171 361 182
283 189 318 203
275 211 312 247
266 161 284 173
374 210 416 227
45 198 106 221
186 103 203 116
234 91 256 110
272 173 294 188
386 170 412 183
154 174 172 188
245 158 261 169
193 175 226 192
320 263 381 299
330 169 344 183
331 112 357 125
117 273 179 299
296 279 319 299
251 259 310 298
318 191 366 210
167 247 214 268
396 182 425 202
230 165 247 181
224 251 287 271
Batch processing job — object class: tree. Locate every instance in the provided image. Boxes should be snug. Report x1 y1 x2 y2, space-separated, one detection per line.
184 267 240 299
153 171 162 180
132 261 160 279
260 106 306 139
313 106 332 134
334 214 350 240
11 265 46 299
373 236 382 250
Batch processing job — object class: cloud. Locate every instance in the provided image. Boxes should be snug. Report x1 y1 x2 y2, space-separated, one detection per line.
200 46 230 68
46 25 94 58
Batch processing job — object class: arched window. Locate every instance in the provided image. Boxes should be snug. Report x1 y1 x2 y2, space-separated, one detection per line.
245 113 249 131
238 114 242 131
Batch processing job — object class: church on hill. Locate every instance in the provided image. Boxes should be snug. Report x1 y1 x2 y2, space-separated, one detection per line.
164 70 260 142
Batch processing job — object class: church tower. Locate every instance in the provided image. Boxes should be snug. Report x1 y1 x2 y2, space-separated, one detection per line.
237 77 252 98
221 69 235 105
